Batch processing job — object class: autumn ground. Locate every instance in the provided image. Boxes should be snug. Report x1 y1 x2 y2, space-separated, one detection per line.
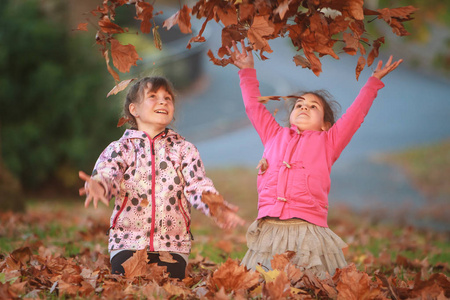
1 143 449 299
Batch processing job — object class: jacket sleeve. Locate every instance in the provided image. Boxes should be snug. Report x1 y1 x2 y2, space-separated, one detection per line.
327 76 385 162
239 68 281 146
90 141 129 200
180 142 218 216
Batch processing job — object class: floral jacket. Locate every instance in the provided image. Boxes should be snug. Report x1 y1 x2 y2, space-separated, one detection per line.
91 128 217 254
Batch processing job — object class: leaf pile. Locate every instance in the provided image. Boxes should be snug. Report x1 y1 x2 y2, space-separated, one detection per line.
1 201 449 299
77 0 417 82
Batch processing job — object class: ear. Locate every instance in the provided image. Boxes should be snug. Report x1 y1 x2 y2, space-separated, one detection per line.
129 103 138 117
321 122 331 131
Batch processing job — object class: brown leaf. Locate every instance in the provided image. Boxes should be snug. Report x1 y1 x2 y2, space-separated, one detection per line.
367 37 384 67
335 264 382 300
110 38 142 73
75 22 88 31
107 78 136 97
343 32 359 56
355 56 366 81
122 249 149 278
135 1 153 34
262 270 291 299
158 252 177 264
103 50 120 82
293 54 311 69
214 5 238 27
11 247 32 266
153 26 162 50
208 258 260 293
117 117 130 128
303 47 322 76
274 0 290 20
207 49 232 67
215 240 233 254
247 15 275 53
98 17 125 34
163 5 192 34
271 251 296 270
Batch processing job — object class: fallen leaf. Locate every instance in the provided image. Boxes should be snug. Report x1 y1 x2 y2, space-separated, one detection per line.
208 258 260 293
122 249 149 278
158 252 177 263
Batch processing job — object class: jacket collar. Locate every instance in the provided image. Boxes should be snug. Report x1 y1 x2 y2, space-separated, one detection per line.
120 128 182 141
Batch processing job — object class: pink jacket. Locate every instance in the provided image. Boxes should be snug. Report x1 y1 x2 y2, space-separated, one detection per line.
91 128 217 254
239 68 385 227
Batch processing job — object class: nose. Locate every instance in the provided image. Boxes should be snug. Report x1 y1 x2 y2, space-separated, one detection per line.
301 105 308 110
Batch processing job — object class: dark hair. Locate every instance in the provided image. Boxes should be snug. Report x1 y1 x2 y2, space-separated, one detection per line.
123 76 176 128
288 89 341 127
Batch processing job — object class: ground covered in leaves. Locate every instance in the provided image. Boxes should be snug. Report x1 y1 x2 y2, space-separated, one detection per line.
1 195 449 299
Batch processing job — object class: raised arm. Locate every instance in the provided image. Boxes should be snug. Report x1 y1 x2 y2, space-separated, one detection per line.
228 41 282 145
372 55 403 80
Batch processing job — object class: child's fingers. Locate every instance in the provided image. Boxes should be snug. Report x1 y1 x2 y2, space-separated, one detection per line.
232 40 241 56
79 187 87 196
84 195 92 208
385 55 393 66
240 40 247 56
100 196 109 207
79 170 91 182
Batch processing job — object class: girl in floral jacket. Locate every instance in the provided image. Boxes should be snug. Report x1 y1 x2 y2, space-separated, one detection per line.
79 76 244 279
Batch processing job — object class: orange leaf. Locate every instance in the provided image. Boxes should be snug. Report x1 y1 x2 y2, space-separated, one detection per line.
335 264 382 299
163 5 192 34
75 22 88 31
214 5 238 27
367 37 384 67
98 17 124 34
122 249 149 278
274 0 290 20
117 117 130 127
102 50 120 82
207 49 232 67
343 32 359 56
208 258 260 293
355 56 366 81
135 1 153 34
158 252 177 263
110 39 142 73
107 78 136 97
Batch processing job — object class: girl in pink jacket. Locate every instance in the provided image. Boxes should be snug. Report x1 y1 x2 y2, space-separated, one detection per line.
228 41 402 278
79 76 244 280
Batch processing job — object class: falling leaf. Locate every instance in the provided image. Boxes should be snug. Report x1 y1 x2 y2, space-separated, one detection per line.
367 37 385 67
135 1 153 34
75 22 88 31
107 78 136 97
103 50 120 82
152 26 162 50
163 5 192 34
293 54 312 69
343 32 359 56
214 5 238 27
98 17 125 34
117 117 130 127
274 0 291 20
355 56 366 81
110 39 142 73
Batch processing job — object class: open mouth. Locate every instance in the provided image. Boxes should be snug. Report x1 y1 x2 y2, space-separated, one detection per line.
155 109 168 115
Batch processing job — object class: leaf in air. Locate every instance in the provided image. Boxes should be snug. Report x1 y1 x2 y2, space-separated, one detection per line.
163 5 192 34
102 50 120 82
274 0 290 20
117 117 130 127
343 32 359 56
75 23 88 31
153 26 162 50
135 1 153 34
98 17 125 34
110 39 142 73
207 49 232 67
214 5 238 27
293 55 311 69
367 37 384 67
355 56 366 81
107 78 136 97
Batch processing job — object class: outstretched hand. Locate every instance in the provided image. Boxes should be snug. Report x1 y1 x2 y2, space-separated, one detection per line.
227 40 254 70
79 171 109 209
372 55 403 80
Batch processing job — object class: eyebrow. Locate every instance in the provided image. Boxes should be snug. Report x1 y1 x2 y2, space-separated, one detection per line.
295 98 321 106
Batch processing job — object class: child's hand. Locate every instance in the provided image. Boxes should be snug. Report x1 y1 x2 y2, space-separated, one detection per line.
79 171 109 209
216 202 246 230
227 40 254 69
372 55 403 80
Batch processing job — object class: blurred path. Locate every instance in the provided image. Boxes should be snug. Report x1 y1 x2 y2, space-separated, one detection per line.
175 23 450 229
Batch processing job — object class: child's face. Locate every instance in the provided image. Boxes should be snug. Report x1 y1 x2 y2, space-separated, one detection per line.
130 86 174 133
289 94 329 132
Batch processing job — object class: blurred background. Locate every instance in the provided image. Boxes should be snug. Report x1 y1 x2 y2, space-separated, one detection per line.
1 0 449 230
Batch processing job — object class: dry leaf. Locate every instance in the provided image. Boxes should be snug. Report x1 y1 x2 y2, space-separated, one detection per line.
107 78 136 97
122 249 149 278
208 258 260 293
110 39 142 73
158 252 177 264
163 5 192 34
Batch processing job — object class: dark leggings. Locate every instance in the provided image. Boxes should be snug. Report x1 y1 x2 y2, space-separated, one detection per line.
111 250 187 280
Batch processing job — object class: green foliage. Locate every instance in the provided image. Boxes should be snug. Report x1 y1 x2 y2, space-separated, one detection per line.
0 0 122 191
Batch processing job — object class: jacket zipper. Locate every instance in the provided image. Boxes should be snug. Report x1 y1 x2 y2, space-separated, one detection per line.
145 129 167 251
179 198 194 240
106 193 129 235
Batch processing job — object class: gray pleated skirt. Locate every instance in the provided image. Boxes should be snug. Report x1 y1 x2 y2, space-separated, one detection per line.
240 217 347 278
